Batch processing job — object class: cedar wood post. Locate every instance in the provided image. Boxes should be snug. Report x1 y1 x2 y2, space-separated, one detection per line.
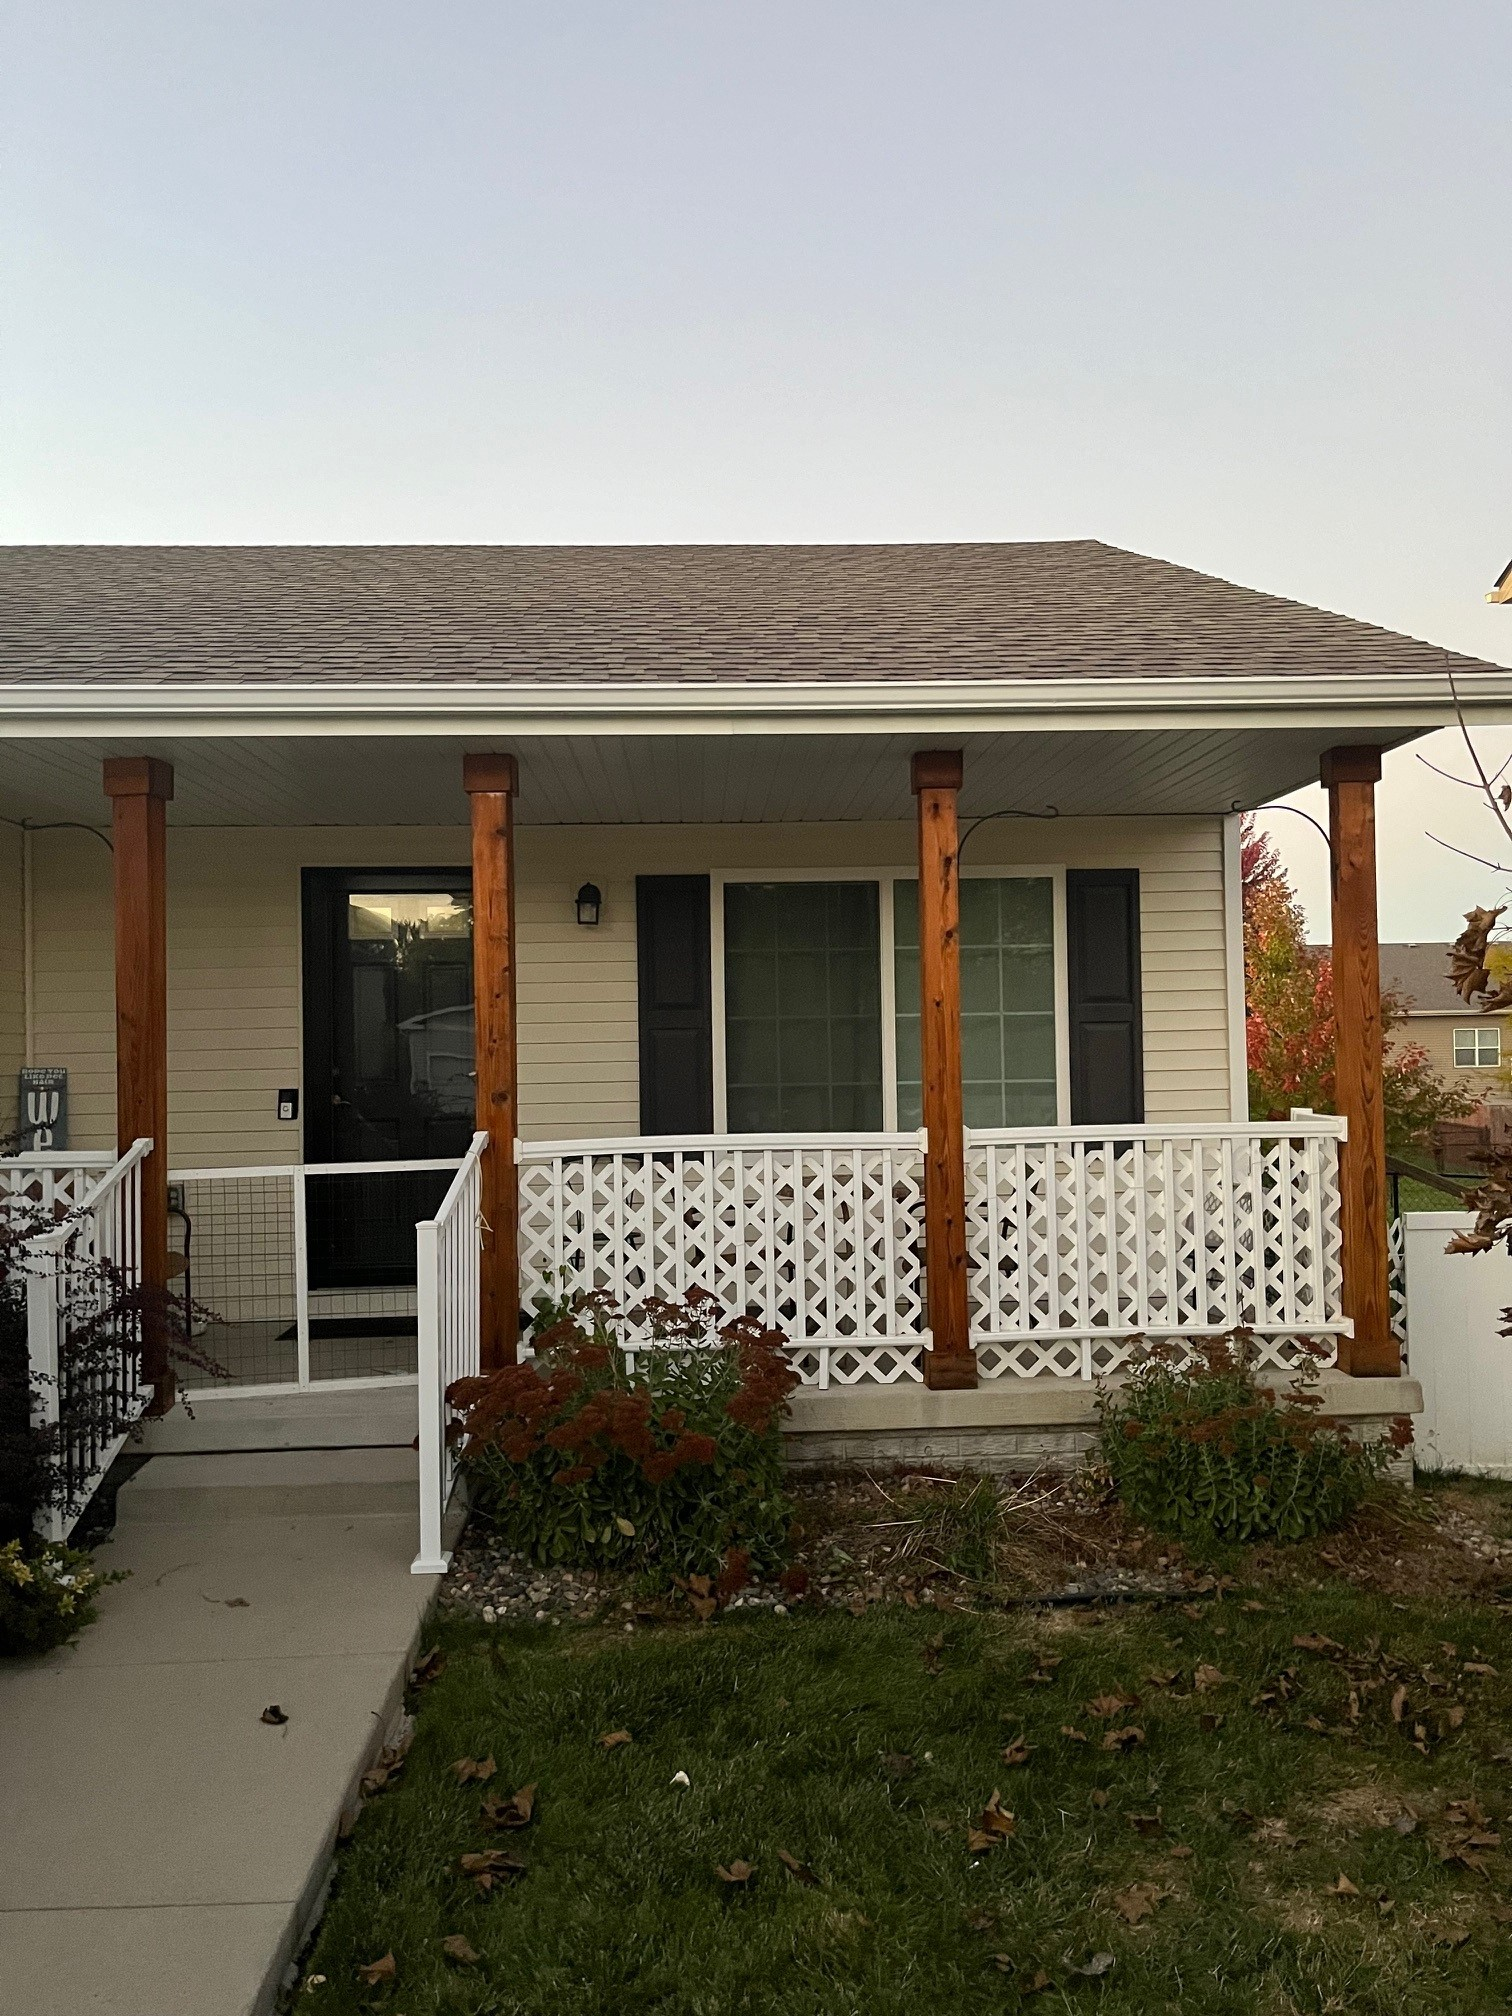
464 753 520 1370
911 750 976 1389
1321 745 1395 1376
102 756 174 1410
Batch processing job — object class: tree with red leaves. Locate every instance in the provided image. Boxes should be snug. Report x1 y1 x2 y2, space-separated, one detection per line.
1241 815 1469 1155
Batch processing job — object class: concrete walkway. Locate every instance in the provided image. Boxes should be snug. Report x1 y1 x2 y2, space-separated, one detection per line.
0 1420 442 2016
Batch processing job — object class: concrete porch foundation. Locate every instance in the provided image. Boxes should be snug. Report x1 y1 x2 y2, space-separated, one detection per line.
782 1371 1424 1475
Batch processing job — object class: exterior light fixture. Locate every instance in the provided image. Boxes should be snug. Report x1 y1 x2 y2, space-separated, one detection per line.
575 882 602 926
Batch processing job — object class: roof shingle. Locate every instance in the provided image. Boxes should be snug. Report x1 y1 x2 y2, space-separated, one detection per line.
0 540 1501 689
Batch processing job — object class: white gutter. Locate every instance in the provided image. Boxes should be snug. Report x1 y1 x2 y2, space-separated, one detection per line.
0 669 1510 738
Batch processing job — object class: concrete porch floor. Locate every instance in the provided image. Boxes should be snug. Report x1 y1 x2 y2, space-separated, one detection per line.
0 1430 441 2016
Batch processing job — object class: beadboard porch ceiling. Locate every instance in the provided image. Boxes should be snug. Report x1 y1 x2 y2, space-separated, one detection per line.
0 723 1418 827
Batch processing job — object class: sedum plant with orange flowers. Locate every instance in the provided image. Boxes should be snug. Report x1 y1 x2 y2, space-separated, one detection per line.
447 1288 800 1583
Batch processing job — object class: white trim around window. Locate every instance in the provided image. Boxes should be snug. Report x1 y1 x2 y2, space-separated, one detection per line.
708 865 1071 1132
1453 1025 1502 1068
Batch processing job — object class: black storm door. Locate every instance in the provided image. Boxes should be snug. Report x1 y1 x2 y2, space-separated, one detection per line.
302 869 474 1288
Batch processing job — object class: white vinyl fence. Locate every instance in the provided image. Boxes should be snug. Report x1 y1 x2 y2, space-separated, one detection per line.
412 1131 487 1575
1401 1211 1512 1476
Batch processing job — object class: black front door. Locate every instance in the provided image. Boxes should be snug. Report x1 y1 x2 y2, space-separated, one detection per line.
302 869 475 1289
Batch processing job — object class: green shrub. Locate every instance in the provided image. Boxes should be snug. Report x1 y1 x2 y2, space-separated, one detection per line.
0 1538 123 1657
1096 1334 1411 1546
449 1289 800 1584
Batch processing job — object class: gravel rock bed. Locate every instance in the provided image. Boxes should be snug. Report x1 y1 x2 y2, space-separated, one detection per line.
437 1482 1512 1628
1435 1505 1512 1570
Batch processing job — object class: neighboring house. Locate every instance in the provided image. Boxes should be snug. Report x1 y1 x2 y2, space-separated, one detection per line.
1380 942 1512 1098
1488 560 1512 606
2 540 1505 1541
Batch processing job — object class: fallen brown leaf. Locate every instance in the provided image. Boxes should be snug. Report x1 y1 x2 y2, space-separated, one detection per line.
689 1594 717 1622
974 1789 1016 1843
1086 1691 1138 1719
481 1784 536 1831
1112 1881 1166 1924
1328 1873 1359 1897
1464 1661 1498 1676
1089 1789 1110 1809
1026 1657 1063 1685
1060 1725 1088 1743
922 1633 945 1675
1199 1712 1225 1734
597 1730 633 1750
260 1705 288 1726
777 1848 818 1886
1145 1669 1180 1688
452 1755 497 1784
716 1859 754 1885
458 1849 526 1893
1001 1739 1032 1768
1293 1633 1343 1656
1128 1812 1163 1838
1193 1664 1226 1693
883 1752 915 1780
1390 1684 1408 1724
411 1646 445 1685
441 1934 480 1965
1102 1725 1146 1752
1168 1843 1194 1860
357 1952 396 1984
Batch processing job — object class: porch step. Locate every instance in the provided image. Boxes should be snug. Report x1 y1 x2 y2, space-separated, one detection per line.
137 1382 418 1455
115 1446 419 1524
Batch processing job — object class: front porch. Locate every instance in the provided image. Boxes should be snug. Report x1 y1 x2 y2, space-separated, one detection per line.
0 723 1411 1565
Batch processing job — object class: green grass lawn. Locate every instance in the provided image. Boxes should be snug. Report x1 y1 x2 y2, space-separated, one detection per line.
300 1570 1512 2015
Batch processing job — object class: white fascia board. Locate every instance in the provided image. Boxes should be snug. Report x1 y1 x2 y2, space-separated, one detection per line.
0 669 1511 738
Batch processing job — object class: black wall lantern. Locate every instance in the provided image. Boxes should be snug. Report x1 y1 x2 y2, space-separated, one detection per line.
575 881 602 926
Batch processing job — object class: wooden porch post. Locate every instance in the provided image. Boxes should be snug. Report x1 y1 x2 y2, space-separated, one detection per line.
102 757 174 1410
1321 745 1395 1376
464 753 520 1370
912 750 975 1389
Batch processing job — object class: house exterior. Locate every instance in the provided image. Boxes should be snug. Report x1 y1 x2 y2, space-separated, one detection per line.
1381 941 1512 1098
1 540 1498 1520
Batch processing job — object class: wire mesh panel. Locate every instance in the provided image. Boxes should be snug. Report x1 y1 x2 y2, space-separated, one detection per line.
172 1170 299 1389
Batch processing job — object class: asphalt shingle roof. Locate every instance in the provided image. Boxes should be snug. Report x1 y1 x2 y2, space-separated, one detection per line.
0 540 1501 689
1380 943 1465 1014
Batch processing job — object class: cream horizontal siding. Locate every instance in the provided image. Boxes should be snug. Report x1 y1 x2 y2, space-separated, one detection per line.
23 814 1240 1163
0 827 23 1137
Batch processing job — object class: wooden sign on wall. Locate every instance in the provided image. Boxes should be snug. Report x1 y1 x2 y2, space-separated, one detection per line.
18 1067 68 1152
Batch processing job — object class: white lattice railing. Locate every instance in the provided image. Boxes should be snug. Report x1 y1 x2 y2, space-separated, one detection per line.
413 1131 487 1575
518 1134 927 1386
518 1119 1349 1385
1 1153 118 1218
966 1120 1348 1379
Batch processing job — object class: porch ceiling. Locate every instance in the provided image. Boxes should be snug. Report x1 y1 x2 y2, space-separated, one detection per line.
0 724 1418 827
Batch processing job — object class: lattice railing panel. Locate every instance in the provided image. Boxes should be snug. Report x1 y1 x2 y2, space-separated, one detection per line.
519 1121 1348 1386
966 1121 1348 1350
519 1134 928 1387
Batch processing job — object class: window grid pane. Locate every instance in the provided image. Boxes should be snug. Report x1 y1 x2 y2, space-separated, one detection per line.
894 877 1057 1130
724 883 883 1131
1455 1027 1501 1066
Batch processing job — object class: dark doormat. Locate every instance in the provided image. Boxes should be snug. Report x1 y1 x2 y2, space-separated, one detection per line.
275 1315 420 1343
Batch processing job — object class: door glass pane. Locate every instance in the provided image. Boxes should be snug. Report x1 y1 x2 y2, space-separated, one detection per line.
894 877 1057 1129
724 883 883 1130
339 892 475 1155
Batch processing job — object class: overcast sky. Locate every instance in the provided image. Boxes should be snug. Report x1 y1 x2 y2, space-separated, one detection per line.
3 3 1509 936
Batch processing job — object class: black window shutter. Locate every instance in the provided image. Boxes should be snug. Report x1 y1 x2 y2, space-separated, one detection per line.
636 876 714 1134
1066 869 1144 1124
